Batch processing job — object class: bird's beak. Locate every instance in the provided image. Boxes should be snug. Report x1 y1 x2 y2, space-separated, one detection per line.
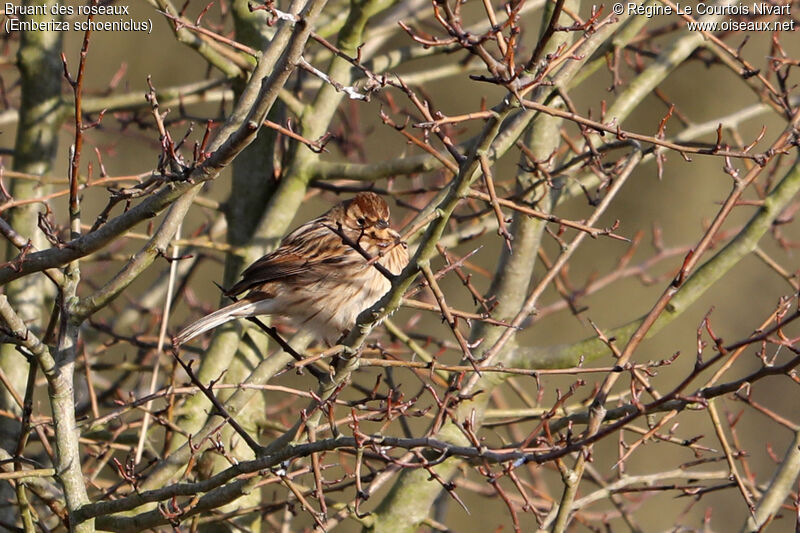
376 219 389 229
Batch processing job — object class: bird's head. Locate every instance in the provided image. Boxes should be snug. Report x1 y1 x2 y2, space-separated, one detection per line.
336 192 396 242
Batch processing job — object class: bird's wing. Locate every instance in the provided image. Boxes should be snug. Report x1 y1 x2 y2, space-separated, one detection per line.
226 252 313 296
225 217 341 296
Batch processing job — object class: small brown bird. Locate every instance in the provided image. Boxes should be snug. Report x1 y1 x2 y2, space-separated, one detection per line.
174 192 408 346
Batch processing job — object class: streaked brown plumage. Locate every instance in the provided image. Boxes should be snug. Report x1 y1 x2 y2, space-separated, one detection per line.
174 192 408 345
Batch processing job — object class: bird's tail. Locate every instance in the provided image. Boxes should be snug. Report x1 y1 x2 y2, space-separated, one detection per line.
173 299 262 346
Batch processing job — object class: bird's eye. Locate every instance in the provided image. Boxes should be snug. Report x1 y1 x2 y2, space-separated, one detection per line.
357 217 366 227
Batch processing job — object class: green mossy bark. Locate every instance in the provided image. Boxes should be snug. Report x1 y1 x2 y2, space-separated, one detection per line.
0 1 65 527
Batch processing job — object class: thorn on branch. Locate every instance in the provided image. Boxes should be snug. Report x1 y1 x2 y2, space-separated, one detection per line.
157 249 194 263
